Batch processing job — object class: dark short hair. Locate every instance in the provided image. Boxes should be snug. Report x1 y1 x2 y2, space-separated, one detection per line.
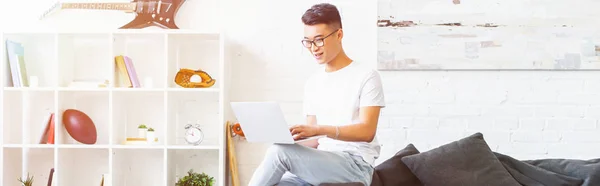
301 3 342 29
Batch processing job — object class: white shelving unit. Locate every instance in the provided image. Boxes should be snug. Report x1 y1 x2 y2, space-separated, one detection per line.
1 30 226 186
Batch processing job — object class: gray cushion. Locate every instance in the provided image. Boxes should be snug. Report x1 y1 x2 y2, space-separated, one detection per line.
494 152 584 186
373 144 422 186
524 157 600 185
400 133 521 186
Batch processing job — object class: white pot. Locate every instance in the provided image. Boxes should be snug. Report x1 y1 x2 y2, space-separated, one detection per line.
138 129 147 138
146 131 155 143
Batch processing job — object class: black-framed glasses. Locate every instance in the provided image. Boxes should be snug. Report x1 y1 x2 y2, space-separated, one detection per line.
301 29 339 48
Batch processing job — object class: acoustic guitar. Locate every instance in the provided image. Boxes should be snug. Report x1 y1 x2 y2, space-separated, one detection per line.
40 0 186 29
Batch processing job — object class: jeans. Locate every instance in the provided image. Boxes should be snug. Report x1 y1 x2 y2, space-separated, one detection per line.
248 143 374 186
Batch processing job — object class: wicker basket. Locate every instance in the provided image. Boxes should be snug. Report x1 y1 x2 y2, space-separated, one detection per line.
174 68 216 88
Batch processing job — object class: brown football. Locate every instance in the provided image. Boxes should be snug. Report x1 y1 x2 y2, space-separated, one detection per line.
62 109 97 144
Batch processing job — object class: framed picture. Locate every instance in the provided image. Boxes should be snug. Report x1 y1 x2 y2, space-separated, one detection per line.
377 0 600 70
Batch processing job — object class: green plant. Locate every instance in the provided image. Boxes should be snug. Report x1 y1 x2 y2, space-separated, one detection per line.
18 173 33 186
176 169 214 186
138 124 147 129
148 128 155 132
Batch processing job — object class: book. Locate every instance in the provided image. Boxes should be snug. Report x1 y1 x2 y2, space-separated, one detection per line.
123 56 140 88
5 40 28 87
114 55 140 88
39 113 55 144
114 55 132 87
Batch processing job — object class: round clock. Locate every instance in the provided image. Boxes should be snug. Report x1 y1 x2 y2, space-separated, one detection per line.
184 123 203 145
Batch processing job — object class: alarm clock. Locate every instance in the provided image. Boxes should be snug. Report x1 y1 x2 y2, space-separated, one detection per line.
184 123 203 145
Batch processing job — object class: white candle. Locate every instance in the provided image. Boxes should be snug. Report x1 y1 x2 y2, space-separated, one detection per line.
144 77 153 88
29 76 39 87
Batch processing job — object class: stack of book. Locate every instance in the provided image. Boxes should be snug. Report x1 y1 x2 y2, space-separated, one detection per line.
5 40 29 87
114 55 140 88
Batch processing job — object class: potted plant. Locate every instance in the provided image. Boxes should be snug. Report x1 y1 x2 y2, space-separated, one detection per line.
138 124 147 138
176 169 214 186
146 127 155 143
18 173 33 186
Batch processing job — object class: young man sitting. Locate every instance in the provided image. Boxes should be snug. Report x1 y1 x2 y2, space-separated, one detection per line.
248 3 386 186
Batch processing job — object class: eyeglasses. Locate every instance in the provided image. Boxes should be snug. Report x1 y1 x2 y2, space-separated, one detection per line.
301 29 339 48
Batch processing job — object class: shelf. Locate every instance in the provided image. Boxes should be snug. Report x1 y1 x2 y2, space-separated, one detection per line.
2 33 58 88
112 33 166 88
112 148 165 186
2 30 226 186
57 144 110 149
1 144 222 150
24 148 55 185
57 91 110 145
2 148 55 186
8 144 54 148
3 87 220 92
57 148 109 186
167 149 220 186
23 90 55 145
112 91 165 146
167 91 220 147
3 90 22 145
57 33 112 88
3 148 22 186
167 33 221 90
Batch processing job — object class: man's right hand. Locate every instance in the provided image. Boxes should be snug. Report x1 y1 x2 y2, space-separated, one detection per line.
296 115 319 148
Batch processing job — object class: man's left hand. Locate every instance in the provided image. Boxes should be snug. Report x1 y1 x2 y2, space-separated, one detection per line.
289 124 319 140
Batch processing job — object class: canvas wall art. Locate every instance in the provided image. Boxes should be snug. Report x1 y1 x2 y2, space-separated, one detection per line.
377 0 600 70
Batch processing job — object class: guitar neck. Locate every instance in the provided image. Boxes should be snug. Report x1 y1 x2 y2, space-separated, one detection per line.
61 3 137 12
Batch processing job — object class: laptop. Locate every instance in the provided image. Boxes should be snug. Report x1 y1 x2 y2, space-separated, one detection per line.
230 101 326 144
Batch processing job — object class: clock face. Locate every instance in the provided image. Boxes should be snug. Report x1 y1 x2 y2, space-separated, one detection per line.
185 127 203 145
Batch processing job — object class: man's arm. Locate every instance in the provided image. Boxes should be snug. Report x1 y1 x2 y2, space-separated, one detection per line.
290 106 381 142
296 115 319 148
316 106 381 142
291 70 385 143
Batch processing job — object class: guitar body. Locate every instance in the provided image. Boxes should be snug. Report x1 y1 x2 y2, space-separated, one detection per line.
120 0 186 29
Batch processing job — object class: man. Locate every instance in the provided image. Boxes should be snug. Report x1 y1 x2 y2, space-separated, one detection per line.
248 3 385 186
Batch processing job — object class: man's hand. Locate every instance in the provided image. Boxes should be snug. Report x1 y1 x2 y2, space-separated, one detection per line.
289 124 320 140
293 106 382 143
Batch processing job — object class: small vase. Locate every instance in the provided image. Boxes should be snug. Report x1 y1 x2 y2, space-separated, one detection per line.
146 131 155 143
138 129 147 138
144 77 153 88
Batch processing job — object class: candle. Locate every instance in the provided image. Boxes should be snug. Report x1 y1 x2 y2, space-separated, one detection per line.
29 76 39 87
144 77 153 88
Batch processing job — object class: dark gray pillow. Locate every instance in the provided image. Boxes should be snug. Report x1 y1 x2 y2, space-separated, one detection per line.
400 133 521 186
373 144 422 186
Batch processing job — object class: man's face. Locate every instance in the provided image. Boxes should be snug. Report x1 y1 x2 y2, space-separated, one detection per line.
302 24 342 65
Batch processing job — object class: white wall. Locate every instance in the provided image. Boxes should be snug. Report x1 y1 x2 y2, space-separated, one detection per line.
2 0 600 186
222 0 600 185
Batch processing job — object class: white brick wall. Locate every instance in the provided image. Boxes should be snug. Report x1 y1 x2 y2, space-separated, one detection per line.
223 0 600 185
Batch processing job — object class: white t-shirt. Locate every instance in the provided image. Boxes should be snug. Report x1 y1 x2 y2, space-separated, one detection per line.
303 61 385 165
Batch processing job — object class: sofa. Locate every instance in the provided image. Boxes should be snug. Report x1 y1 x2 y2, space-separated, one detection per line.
320 132 600 186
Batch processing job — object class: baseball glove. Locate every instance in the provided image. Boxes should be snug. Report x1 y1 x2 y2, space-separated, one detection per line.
174 68 216 88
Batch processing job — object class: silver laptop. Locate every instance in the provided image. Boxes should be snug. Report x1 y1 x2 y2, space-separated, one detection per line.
230 101 326 144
